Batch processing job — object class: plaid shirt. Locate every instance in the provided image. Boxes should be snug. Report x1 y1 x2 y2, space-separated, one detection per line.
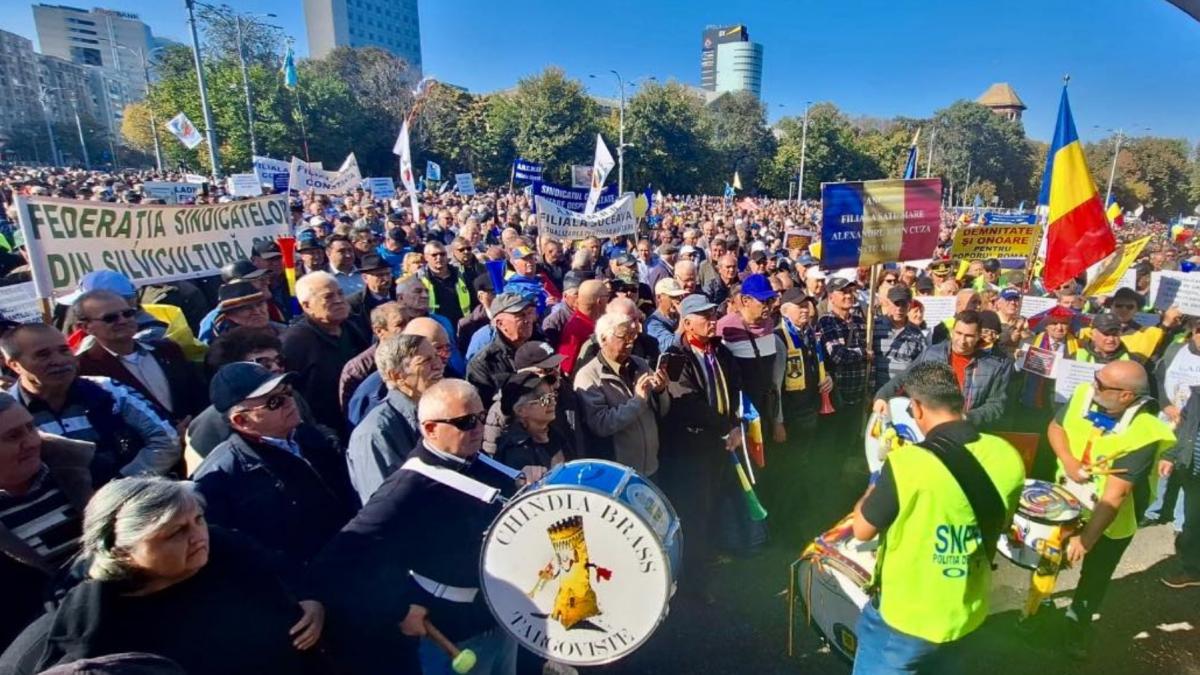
872 320 928 392
815 310 869 406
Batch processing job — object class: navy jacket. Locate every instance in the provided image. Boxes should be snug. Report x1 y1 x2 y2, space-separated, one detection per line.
191 425 357 565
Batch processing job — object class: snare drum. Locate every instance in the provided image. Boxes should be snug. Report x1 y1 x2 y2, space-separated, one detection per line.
791 514 877 662
997 479 1082 570
864 397 924 475
480 459 681 666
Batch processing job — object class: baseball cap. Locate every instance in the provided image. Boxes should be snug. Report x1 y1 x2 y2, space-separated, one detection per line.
1092 313 1123 334
56 270 137 305
886 285 913 304
999 287 1022 301
500 371 551 417
306 215 326 228
489 292 531 315
657 243 679 256
915 277 935 294
220 259 267 283
795 253 818 266
514 341 565 370
827 277 859 293
511 245 534 260
679 294 717 316
472 273 495 294
613 252 637 267
654 278 688 298
779 287 808 306
806 269 827 281
740 274 778 302
562 270 592 292
210 362 294 413
680 244 698 258
750 250 768 264
252 240 281 259
978 310 1002 333
982 258 1001 272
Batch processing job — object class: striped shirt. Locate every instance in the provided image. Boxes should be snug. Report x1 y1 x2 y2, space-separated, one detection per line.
0 465 81 565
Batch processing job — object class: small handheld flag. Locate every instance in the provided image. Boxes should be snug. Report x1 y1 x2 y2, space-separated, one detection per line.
732 171 743 191
903 128 921 180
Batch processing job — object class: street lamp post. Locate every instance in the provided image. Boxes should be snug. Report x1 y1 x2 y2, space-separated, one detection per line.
117 45 165 171
184 0 221 178
797 101 811 202
925 125 936 178
1094 125 1149 208
590 72 654 195
72 98 91 169
36 88 61 167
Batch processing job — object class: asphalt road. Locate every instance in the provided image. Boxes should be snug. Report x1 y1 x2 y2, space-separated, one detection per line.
606 434 1200 675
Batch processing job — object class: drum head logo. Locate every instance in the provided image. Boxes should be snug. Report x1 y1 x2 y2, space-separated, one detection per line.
481 487 672 666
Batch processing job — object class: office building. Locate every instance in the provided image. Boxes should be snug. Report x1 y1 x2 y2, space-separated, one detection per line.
32 4 162 131
303 0 422 71
700 24 763 99
715 41 763 97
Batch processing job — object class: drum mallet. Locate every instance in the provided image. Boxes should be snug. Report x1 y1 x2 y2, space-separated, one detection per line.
423 619 477 674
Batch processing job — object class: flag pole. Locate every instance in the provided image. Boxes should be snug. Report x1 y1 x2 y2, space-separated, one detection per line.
508 161 515 195
865 264 880 365
293 87 311 163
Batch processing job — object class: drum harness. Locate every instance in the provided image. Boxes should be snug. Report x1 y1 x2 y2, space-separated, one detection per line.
399 452 522 603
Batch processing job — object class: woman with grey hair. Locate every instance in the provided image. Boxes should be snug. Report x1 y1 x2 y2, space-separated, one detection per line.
27 477 334 675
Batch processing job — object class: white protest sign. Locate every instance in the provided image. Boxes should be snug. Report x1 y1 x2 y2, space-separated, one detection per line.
0 282 44 323
252 155 291 190
1149 271 1200 314
184 174 208 185
141 181 200 205
363 177 396 198
1052 359 1102 403
288 154 363 194
15 194 291 297
455 173 476 196
1019 295 1058 319
225 174 263 197
534 194 636 241
915 295 955 328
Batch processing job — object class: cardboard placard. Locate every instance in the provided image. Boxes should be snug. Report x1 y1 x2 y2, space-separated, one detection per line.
1053 359 1102 403
915 295 956 328
1019 295 1058 319
1149 271 1200 314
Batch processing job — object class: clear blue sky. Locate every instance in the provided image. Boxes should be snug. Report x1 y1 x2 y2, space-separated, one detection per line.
2 0 1197 143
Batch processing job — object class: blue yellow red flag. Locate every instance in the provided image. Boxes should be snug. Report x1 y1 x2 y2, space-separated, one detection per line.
1039 86 1115 290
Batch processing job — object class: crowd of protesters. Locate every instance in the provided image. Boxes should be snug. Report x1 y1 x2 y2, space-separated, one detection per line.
0 163 1197 674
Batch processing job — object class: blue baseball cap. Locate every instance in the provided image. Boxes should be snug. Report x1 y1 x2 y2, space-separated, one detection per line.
56 269 136 305
679 294 716 317
740 274 778 302
999 287 1022 301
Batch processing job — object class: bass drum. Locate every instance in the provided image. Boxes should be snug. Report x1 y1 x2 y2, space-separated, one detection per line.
480 459 681 667
792 515 877 662
864 397 924 475
997 479 1082 570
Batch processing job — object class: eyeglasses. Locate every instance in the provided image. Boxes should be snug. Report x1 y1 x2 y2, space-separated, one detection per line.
252 355 285 369
1112 303 1137 310
84 308 137 324
530 392 558 407
426 411 487 431
242 387 293 411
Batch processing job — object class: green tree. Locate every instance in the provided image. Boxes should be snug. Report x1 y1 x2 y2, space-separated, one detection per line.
504 67 601 184
930 101 1036 206
707 91 775 193
622 81 713 193
760 103 880 198
1085 135 1193 219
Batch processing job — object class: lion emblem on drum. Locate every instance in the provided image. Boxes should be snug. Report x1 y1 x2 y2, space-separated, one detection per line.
526 516 613 630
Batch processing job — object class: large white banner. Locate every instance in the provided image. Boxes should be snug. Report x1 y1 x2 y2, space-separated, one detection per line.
15 194 291 297
534 193 635 241
288 153 363 194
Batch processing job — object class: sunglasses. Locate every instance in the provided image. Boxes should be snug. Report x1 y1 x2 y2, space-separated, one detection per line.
85 308 137 324
1093 376 1127 394
428 411 487 431
243 387 293 411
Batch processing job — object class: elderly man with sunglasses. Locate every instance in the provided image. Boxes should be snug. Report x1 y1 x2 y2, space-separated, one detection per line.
192 362 358 567
312 379 544 675
74 290 209 427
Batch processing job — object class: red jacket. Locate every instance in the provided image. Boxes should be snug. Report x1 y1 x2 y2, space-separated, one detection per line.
557 311 596 377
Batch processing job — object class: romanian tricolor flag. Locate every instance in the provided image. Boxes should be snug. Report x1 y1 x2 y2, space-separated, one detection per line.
820 178 942 269
741 393 765 469
1107 198 1124 228
1037 87 1116 290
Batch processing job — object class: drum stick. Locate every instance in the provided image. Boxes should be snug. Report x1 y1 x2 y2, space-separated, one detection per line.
423 619 477 674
